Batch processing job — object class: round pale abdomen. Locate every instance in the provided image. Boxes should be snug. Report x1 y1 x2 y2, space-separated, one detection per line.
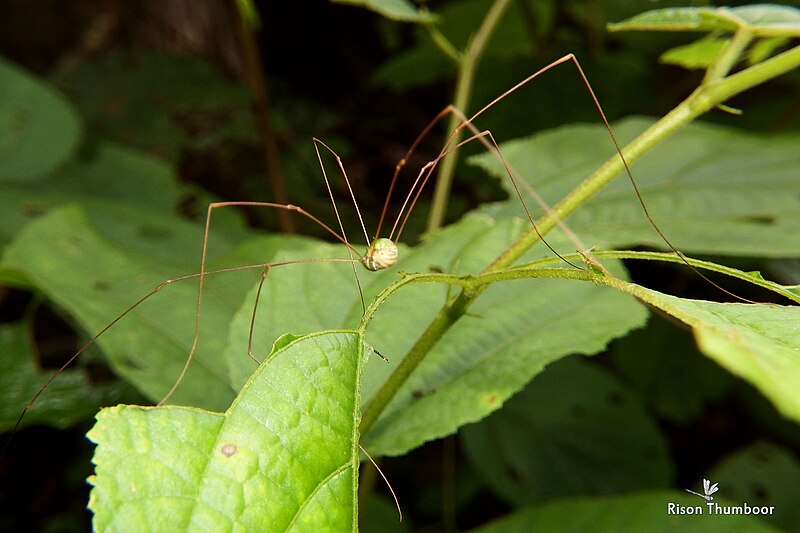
361 238 398 271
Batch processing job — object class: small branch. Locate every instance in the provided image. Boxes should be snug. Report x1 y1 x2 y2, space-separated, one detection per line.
423 23 461 64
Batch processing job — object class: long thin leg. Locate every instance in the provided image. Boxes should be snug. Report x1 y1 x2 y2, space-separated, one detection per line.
384 55 585 240
313 138 371 249
472 55 755 300
248 264 272 363
5 239 365 454
389 55 606 243
360 444 402 522
24 138 379 411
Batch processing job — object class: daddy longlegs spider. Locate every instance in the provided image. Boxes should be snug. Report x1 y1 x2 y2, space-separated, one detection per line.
4 53 747 459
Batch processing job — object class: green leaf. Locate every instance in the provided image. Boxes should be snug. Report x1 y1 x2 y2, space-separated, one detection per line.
661 37 729 70
472 118 800 257
609 6 800 36
484 262 800 425
1 205 254 410
461 357 672 505
748 37 792 65
0 57 82 181
88 331 366 532
608 7 738 33
708 441 800 531
0 142 201 250
331 0 435 22
616 284 800 423
54 52 257 160
469 491 781 532
732 5 800 29
0 322 130 431
224 213 648 456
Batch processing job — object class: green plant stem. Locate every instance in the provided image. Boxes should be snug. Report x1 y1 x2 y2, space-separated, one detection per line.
533 250 800 304
704 28 754 83
426 0 513 232
362 248 799 333
360 43 800 437
424 23 461 64
359 267 590 330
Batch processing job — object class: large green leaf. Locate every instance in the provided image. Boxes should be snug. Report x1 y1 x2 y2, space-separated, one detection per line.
472 118 800 257
469 491 780 532
224 213 649 456
436 262 800 429
495 262 800 424
660 37 730 70
88 331 366 532
54 52 257 160
0 141 247 253
626 286 800 422
0 57 82 181
1 206 258 410
460 357 672 505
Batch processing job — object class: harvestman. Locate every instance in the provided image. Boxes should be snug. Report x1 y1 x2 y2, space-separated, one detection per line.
6 53 735 450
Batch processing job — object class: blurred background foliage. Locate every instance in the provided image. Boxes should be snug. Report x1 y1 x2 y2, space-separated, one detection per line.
0 0 799 531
